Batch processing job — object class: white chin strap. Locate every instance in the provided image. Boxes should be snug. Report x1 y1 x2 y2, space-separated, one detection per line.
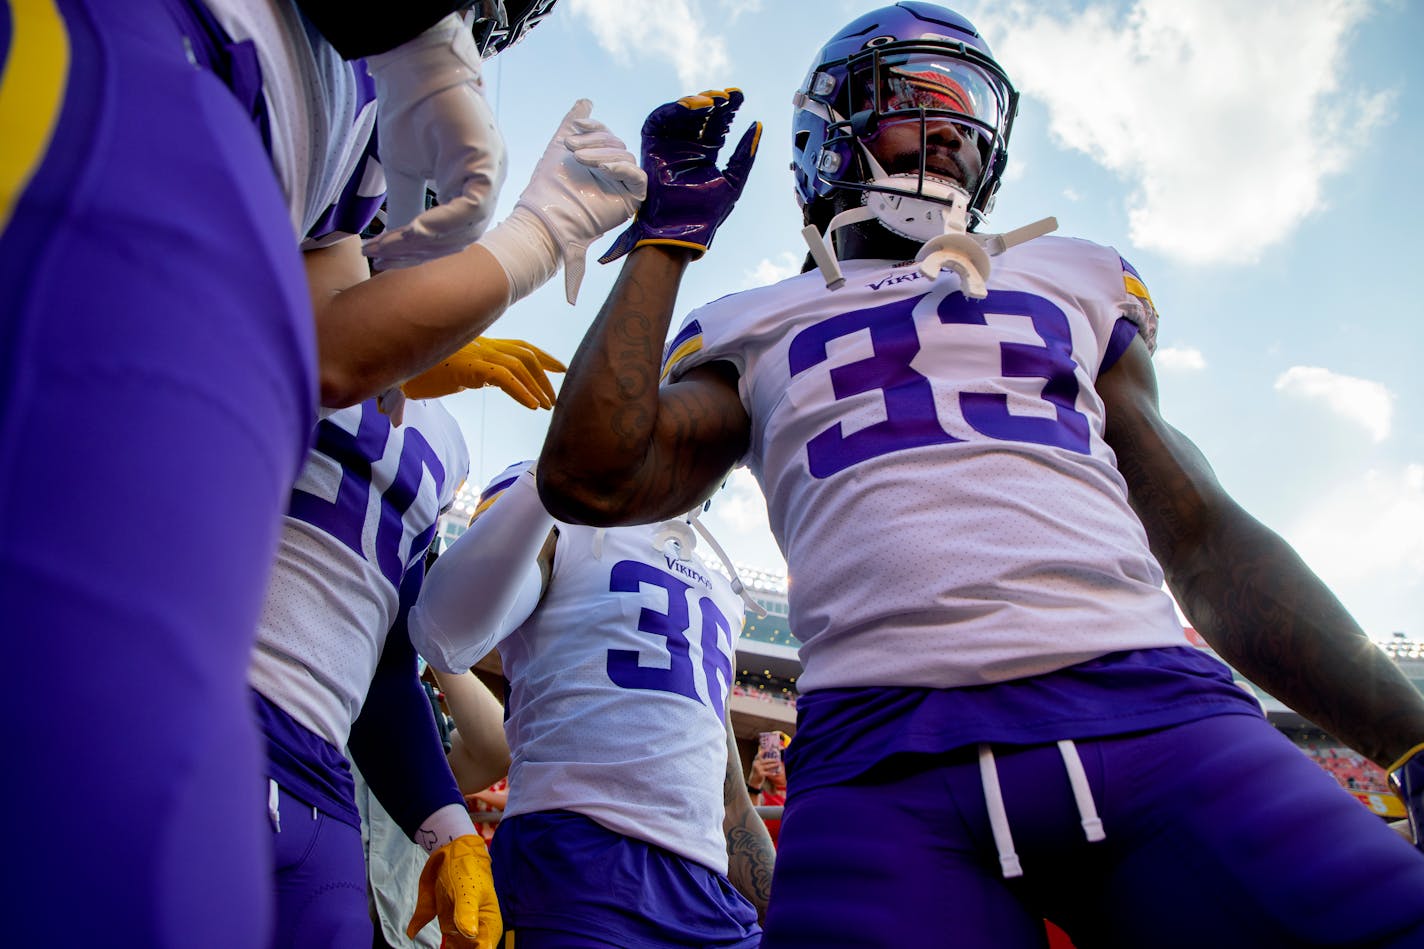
801 159 1057 298
650 511 768 619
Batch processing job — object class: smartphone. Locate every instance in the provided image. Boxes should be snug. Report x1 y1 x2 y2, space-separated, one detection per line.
758 731 784 777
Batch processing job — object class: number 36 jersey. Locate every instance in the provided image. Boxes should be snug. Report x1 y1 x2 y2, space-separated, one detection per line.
663 236 1186 694
499 517 746 875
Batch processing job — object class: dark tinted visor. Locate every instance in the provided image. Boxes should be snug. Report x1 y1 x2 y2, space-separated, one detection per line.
850 52 1003 129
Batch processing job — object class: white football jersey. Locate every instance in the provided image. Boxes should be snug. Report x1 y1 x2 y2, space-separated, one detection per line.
499 517 746 875
249 398 468 747
663 236 1186 693
204 0 381 241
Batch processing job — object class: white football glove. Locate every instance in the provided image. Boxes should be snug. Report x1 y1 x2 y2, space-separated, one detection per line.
364 14 507 269
479 99 646 305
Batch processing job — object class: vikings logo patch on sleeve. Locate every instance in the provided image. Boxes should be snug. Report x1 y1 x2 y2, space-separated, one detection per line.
660 319 704 382
1119 257 1159 355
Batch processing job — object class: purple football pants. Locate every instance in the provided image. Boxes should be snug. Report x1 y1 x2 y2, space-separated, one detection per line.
762 713 1424 948
493 810 763 948
270 783 372 949
0 1 314 945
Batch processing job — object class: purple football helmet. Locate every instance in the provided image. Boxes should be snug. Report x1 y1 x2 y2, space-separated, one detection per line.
792 2 1017 229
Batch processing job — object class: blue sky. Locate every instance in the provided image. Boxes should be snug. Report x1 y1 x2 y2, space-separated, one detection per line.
438 0 1423 640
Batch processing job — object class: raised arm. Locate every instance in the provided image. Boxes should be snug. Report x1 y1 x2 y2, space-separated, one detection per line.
538 90 761 525
722 722 775 923
309 100 644 406
304 235 509 405
1099 336 1424 768
539 248 751 524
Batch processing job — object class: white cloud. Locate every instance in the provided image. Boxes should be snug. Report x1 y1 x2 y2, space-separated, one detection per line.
745 251 802 287
1286 464 1424 625
1274 365 1393 441
980 0 1390 265
1155 346 1206 371
567 0 731 88
711 468 769 535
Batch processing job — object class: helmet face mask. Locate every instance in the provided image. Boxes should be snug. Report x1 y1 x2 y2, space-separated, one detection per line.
793 3 1018 233
467 0 560 58
836 49 1005 180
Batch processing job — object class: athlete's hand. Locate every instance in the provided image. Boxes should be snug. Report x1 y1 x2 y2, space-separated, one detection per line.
1389 743 1424 852
480 99 645 305
600 88 760 264
365 14 507 269
401 338 566 408
408 834 501 949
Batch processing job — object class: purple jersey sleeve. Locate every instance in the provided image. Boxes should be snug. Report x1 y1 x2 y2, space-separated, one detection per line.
347 568 464 839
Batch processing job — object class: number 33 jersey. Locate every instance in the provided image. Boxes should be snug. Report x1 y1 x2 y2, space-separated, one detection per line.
663 236 1187 694
499 518 746 876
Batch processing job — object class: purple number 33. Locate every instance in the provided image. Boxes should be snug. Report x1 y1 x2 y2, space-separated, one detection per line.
788 289 1091 478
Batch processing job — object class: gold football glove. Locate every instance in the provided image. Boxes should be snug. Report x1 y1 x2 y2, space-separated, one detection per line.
401 337 565 408
408 834 501 949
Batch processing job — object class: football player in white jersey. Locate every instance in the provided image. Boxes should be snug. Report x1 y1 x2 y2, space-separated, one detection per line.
253 98 644 949
216 5 644 947
0 2 627 944
409 459 775 947
536 5 1424 948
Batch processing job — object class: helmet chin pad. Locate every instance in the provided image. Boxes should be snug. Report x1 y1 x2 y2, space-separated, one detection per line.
860 147 974 241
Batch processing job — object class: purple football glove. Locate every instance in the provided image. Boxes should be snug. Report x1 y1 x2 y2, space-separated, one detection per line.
598 88 760 264
1389 744 1424 852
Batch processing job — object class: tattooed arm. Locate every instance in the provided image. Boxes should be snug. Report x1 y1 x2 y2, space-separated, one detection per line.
1099 336 1424 766
539 88 757 524
722 721 775 923
538 245 750 525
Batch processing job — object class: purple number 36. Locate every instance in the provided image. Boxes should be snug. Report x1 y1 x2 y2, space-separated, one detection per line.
605 560 735 720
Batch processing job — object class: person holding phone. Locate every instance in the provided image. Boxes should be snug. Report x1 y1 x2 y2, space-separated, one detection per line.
748 732 790 846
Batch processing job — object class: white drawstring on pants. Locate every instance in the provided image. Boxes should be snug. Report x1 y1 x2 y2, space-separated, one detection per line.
977 740 1106 879
1057 740 1106 843
268 778 281 833
977 745 1022 878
